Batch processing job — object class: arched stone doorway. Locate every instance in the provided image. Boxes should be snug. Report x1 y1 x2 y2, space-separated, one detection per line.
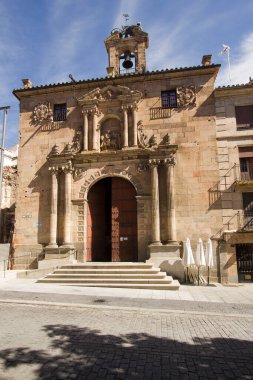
87 177 138 262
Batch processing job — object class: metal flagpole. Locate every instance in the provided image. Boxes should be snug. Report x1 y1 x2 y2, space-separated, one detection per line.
0 106 11 241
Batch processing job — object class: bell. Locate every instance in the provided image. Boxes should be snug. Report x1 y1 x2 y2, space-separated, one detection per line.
122 51 134 69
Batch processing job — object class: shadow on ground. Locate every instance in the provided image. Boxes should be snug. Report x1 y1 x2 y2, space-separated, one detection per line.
0 324 253 379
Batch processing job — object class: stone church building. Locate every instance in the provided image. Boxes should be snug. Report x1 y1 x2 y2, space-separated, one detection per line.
12 24 229 282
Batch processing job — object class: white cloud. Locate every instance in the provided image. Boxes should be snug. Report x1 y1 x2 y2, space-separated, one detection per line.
217 32 253 86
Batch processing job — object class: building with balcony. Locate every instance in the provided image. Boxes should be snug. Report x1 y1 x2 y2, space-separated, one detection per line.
11 23 253 284
213 82 253 282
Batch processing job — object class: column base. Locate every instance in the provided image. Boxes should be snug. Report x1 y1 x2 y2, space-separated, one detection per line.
43 245 76 260
149 241 162 246
147 242 184 282
45 243 58 250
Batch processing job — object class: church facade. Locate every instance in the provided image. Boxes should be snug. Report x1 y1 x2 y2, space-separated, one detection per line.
13 24 227 281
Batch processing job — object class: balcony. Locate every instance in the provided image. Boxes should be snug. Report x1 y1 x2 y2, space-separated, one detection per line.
150 107 172 120
212 211 253 240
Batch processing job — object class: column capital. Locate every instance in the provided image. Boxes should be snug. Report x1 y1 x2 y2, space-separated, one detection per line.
61 161 74 174
162 154 176 167
82 105 100 116
148 159 161 168
49 166 60 175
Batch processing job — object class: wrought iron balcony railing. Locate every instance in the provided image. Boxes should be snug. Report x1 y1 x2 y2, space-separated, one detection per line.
150 107 172 120
212 211 253 240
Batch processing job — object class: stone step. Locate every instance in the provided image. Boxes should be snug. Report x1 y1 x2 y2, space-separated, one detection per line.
54 269 161 274
60 263 154 269
37 278 173 284
38 281 180 290
44 273 170 280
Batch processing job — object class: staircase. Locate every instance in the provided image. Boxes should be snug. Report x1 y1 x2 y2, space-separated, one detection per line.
37 262 180 290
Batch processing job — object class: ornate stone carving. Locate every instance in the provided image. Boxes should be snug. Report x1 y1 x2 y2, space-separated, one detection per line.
78 85 142 106
100 130 120 151
71 128 82 153
176 86 196 107
48 144 60 157
163 133 171 146
136 163 149 172
163 154 176 166
149 135 158 148
137 121 158 149
33 103 53 123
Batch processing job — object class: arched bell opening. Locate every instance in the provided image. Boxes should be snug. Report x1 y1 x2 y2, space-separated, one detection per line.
86 177 138 262
119 50 136 73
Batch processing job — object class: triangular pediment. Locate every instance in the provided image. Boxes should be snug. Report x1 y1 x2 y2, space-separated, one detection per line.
78 85 142 105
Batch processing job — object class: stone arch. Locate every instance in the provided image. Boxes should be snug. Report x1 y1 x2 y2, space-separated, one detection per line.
79 170 144 200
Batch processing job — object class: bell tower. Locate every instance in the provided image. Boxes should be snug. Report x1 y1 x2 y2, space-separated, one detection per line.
104 23 149 78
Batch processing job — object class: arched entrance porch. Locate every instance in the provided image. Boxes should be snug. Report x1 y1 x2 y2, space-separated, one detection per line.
87 177 138 262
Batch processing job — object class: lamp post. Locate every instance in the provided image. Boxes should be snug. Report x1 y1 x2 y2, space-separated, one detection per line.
0 106 10 241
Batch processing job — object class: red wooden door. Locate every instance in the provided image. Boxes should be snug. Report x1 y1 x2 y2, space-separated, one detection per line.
87 178 137 261
111 178 138 262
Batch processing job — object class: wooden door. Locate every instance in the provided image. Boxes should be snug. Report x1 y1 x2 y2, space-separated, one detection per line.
87 177 137 262
111 178 138 262
87 179 111 261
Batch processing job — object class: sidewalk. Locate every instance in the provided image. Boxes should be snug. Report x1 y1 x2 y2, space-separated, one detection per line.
0 273 253 315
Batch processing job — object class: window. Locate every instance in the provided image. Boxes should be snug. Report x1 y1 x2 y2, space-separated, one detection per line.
53 103 67 121
235 105 253 130
239 147 253 180
161 90 177 108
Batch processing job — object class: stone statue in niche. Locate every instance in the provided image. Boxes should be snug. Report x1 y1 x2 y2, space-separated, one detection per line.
100 130 120 151
33 102 53 123
71 128 82 153
176 86 196 107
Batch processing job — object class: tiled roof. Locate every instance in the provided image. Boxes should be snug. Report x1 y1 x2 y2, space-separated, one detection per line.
13 64 220 94
216 83 253 90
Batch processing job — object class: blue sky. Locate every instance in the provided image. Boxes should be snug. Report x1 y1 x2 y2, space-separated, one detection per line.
1 0 253 148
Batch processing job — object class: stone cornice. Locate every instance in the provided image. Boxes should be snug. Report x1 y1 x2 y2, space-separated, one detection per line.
47 145 178 166
13 65 220 100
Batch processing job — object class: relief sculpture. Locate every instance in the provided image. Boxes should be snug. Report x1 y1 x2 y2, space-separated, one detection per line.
33 103 53 123
177 86 196 107
100 130 120 151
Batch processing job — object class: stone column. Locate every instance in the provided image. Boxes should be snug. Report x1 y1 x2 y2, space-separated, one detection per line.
62 164 73 246
122 105 129 148
164 155 177 242
47 167 59 248
132 104 138 147
91 108 98 150
82 109 89 151
149 159 161 245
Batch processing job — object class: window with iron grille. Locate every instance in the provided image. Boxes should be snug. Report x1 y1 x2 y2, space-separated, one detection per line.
161 90 177 108
53 103 67 121
235 105 253 130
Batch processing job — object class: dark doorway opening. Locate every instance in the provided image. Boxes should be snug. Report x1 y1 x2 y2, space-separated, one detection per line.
87 177 138 262
236 244 253 282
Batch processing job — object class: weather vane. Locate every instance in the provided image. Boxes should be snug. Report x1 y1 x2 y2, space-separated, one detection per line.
123 14 130 25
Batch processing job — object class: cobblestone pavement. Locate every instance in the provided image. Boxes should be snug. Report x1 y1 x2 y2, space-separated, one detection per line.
0 302 253 380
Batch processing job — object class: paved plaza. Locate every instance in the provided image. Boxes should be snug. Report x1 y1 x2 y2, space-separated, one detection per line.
0 275 252 379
